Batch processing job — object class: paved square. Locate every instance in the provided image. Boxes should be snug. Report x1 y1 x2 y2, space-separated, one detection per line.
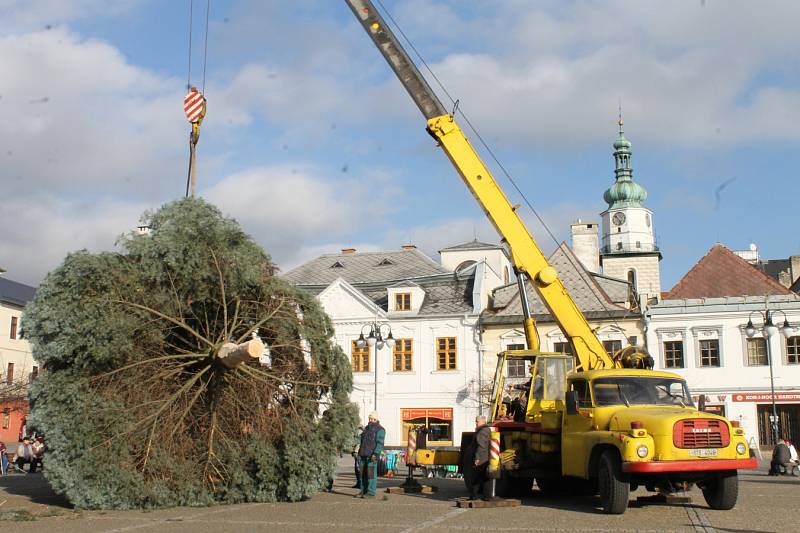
0 459 795 532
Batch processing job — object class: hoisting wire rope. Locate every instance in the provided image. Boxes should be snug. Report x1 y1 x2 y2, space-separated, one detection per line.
186 0 193 92
373 0 637 341
201 0 211 93
184 0 212 197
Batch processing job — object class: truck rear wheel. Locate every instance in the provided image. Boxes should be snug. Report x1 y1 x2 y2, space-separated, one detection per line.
701 470 738 510
597 450 630 514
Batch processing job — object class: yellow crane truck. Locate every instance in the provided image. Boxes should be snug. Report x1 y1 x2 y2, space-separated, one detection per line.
345 0 758 514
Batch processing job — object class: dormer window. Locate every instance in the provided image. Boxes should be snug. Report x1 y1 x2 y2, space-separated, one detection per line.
330 261 345 269
377 258 395 266
395 292 411 311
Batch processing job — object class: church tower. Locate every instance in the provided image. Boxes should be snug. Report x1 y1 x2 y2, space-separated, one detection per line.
599 116 661 302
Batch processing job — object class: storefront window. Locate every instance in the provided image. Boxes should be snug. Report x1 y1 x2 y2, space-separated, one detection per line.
401 408 453 446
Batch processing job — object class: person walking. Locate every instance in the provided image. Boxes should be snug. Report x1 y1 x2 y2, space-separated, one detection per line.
356 412 385 498
469 415 493 501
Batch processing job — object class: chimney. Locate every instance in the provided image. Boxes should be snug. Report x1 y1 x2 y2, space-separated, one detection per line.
402 244 417 251
341 248 356 255
570 221 599 273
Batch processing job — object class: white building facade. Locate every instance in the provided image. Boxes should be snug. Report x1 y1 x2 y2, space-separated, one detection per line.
0 276 38 443
647 295 800 448
283 242 510 446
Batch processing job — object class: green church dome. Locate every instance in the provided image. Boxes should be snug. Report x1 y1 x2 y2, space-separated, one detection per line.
604 179 647 207
613 133 631 150
604 117 647 209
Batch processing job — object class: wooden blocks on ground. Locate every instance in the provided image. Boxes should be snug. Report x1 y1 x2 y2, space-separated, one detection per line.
636 493 692 505
385 485 438 494
456 497 521 508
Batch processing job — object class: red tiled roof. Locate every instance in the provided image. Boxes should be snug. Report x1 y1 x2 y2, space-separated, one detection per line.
665 244 793 299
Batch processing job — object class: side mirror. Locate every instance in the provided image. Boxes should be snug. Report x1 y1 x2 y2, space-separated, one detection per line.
565 390 579 416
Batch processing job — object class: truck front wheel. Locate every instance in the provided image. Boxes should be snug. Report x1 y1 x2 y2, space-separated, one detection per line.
597 450 630 514
701 470 738 510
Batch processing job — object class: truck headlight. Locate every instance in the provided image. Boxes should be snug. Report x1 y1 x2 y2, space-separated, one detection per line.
736 443 746 455
637 445 649 458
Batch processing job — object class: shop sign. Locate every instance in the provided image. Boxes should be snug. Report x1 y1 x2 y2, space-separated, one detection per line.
401 408 453 420
732 392 800 402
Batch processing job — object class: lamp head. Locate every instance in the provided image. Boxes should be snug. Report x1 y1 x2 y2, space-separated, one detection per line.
385 331 396 349
366 328 377 347
782 319 794 339
764 317 778 338
356 332 366 348
745 319 756 338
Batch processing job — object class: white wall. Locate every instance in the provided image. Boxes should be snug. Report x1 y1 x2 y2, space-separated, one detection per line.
647 296 800 445
0 303 36 384
317 279 482 446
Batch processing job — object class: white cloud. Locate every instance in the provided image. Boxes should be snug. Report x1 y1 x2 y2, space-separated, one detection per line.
0 193 147 284
0 28 187 197
203 164 399 271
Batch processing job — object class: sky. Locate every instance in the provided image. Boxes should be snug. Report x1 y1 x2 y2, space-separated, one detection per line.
1 0 799 290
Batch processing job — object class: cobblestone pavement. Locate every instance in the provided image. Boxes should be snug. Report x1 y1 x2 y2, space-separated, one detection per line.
0 458 796 532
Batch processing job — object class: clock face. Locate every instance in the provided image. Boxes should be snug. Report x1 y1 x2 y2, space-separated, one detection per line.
612 212 626 226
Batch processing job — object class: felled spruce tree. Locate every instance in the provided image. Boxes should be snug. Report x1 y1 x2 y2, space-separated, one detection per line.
23 198 357 509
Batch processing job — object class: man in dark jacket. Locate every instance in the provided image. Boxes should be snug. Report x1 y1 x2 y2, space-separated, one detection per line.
469 415 493 501
770 439 792 475
356 412 385 497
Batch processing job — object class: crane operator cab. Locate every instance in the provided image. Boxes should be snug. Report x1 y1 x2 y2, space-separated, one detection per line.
490 349 574 430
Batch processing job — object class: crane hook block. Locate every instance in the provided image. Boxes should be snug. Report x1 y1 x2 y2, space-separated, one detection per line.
537 266 558 286
184 87 207 125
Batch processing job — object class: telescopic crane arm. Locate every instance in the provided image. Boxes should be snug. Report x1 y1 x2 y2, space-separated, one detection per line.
345 0 617 371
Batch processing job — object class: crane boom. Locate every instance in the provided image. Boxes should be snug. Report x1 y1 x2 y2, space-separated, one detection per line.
345 0 616 371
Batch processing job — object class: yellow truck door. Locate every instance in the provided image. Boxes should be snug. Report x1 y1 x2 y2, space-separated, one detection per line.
562 378 594 478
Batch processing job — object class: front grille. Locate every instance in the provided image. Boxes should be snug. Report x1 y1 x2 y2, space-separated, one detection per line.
673 419 729 448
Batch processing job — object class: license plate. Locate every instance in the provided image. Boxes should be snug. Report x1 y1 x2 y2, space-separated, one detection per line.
689 448 719 457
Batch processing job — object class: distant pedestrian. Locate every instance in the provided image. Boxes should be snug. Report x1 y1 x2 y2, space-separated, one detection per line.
356 412 385 498
351 425 364 489
770 439 792 476
0 441 9 475
32 436 45 470
15 436 38 473
468 415 493 501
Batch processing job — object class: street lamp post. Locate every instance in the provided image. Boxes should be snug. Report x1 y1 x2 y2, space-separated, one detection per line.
746 309 794 445
356 322 395 412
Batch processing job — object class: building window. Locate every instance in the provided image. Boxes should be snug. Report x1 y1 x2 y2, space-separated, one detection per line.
628 336 638 346
395 292 411 311
603 340 622 357
436 337 457 370
746 338 768 366
699 339 720 367
506 343 526 377
393 339 413 371
786 336 800 364
553 342 572 355
10 316 18 340
2 410 9 430
31 366 39 381
351 341 370 373
5 363 14 384
663 341 684 368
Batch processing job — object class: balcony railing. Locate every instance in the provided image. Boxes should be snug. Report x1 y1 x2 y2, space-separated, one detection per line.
601 242 659 255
